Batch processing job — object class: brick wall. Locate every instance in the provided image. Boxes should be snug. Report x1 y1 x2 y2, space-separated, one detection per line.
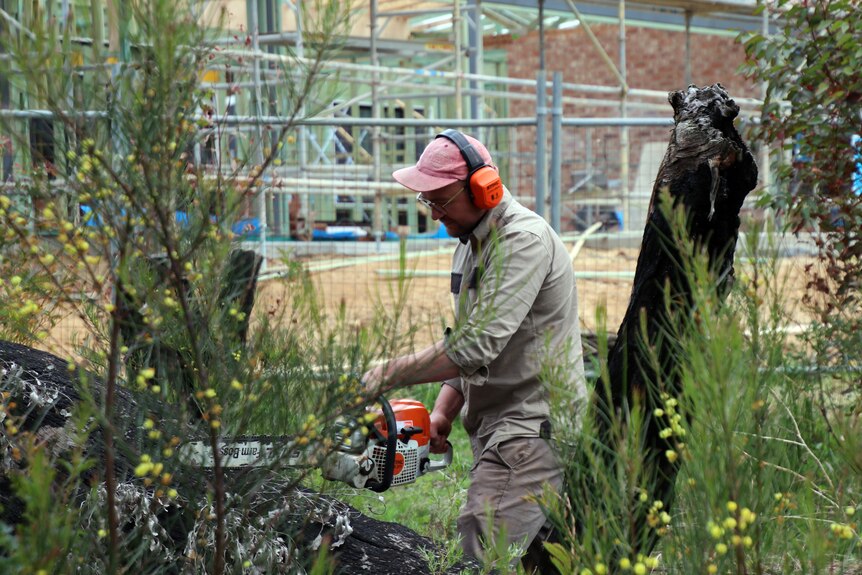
487 24 760 228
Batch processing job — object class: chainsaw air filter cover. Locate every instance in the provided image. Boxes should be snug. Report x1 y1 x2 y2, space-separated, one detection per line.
371 398 433 485
377 399 431 447
371 441 419 486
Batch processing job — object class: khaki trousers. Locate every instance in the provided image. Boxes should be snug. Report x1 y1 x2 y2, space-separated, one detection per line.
457 437 562 569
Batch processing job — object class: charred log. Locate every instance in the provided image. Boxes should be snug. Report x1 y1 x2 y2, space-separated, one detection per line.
592 84 759 554
0 339 477 573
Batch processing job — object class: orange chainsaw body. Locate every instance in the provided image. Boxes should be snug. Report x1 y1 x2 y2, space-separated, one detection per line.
369 398 439 486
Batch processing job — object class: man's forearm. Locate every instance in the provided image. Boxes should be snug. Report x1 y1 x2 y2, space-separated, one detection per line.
433 383 465 422
378 339 461 390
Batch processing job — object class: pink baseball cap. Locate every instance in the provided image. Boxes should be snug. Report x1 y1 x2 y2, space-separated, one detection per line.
392 133 495 192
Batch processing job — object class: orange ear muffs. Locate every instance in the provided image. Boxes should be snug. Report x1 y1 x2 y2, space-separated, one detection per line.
436 129 503 210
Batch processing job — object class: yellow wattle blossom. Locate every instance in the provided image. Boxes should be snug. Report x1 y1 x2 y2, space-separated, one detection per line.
830 523 855 539
708 522 724 539
362 412 379 424
723 517 737 530
594 563 607 575
619 558 631 571
715 543 728 555
135 461 154 477
660 512 671 524
665 450 678 463
727 501 738 512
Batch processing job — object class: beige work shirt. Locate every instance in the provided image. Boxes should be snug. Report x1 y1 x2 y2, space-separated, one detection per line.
443 189 586 459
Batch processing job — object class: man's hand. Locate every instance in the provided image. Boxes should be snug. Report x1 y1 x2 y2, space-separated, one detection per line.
361 364 387 398
429 411 452 454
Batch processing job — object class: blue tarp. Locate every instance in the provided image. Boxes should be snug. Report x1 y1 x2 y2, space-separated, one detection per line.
408 224 450 240
232 217 260 236
852 134 861 196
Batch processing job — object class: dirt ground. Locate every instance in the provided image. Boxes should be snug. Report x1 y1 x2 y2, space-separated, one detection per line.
254 244 819 355
38 225 821 361
42 242 817 361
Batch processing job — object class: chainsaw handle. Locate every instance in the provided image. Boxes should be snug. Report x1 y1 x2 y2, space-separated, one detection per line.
366 394 397 493
425 441 453 473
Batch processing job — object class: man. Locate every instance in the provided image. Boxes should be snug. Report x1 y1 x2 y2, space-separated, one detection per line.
362 130 586 571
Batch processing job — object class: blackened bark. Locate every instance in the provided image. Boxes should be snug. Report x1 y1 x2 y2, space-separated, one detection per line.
0 340 139 525
593 84 759 554
0 340 476 574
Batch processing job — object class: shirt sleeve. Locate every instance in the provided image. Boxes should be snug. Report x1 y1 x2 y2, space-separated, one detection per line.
442 377 463 394
443 229 551 375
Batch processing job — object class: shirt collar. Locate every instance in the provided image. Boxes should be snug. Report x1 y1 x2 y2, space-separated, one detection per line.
458 187 513 246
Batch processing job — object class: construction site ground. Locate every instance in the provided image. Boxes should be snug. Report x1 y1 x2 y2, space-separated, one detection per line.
42 242 818 360
254 244 818 356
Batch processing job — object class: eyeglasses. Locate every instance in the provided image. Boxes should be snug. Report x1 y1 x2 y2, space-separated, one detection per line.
416 186 465 215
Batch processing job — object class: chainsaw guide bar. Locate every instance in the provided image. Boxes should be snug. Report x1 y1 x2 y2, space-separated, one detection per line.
179 396 452 492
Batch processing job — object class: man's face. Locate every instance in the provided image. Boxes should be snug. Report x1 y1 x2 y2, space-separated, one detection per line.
417 180 485 238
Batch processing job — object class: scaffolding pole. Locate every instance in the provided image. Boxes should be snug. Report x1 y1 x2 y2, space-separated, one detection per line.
371 0 384 248
468 0 484 135
295 0 308 244
454 0 463 119
213 49 763 108
550 72 562 233
535 72 547 218
619 0 631 232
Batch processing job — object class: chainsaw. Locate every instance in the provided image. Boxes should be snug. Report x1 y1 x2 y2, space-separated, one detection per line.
179 396 453 492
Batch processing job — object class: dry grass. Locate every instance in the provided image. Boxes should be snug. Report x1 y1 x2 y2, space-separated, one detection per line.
43 246 819 360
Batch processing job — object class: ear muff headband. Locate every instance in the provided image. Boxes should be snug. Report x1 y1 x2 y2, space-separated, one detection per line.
436 130 503 210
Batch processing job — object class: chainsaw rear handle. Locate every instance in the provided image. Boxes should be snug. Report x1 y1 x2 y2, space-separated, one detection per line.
365 394 397 493
424 441 453 474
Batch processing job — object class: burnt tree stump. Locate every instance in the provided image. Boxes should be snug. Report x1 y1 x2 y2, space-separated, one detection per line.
593 84 759 554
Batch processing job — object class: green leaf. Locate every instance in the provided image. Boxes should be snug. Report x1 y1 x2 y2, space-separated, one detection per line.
543 542 574 573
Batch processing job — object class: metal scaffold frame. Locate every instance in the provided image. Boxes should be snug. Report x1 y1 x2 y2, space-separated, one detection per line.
0 0 771 266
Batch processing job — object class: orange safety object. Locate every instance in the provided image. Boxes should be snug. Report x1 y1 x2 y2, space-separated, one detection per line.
374 398 431 447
